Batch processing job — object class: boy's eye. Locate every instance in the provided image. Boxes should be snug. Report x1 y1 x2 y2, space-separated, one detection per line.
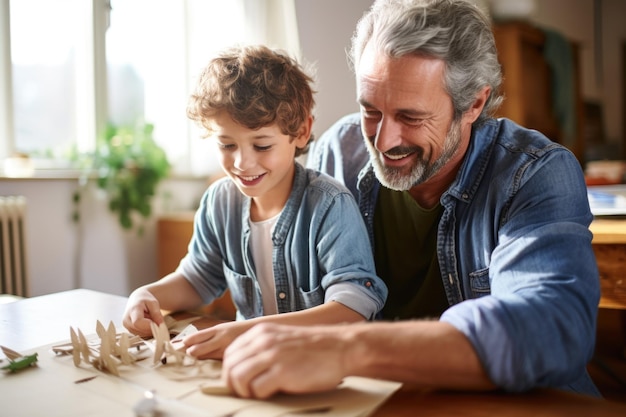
217 143 235 150
254 145 272 151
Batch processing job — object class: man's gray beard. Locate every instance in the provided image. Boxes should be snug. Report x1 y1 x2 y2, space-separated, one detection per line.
365 119 463 191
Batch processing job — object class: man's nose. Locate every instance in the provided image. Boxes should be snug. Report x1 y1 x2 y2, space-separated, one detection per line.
374 118 403 153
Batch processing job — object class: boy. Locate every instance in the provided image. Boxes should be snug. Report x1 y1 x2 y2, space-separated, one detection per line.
122 45 387 359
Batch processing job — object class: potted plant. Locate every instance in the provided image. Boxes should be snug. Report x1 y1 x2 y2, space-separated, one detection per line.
73 122 170 234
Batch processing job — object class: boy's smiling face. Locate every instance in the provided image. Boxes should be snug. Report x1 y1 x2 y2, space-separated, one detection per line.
209 112 310 221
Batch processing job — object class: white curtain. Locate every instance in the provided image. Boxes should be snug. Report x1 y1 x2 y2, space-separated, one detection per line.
186 0 301 77
242 0 302 58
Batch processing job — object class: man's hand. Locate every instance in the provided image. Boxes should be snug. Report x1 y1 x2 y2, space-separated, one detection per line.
221 323 348 399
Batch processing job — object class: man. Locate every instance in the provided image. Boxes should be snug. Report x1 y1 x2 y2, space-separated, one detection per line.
221 0 600 400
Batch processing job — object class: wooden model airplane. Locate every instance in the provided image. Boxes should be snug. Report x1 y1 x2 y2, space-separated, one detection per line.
51 321 147 376
1 345 38 373
52 319 232 395
52 320 198 373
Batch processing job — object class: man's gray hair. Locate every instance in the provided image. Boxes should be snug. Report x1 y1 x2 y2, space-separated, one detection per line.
350 0 503 125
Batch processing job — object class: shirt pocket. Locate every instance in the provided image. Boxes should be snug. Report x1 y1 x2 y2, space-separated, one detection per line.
221 263 259 319
468 267 491 298
293 284 325 310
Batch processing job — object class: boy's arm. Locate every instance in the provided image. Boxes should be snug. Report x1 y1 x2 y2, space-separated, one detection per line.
183 301 364 359
252 300 365 325
123 272 204 336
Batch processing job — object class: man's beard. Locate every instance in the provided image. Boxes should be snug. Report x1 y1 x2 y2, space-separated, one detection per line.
364 118 463 191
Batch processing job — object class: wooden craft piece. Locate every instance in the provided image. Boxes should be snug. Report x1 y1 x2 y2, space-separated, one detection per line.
95 320 107 340
149 321 165 365
200 383 232 396
163 315 201 335
69 327 81 366
117 332 135 365
1 345 22 360
63 321 152 376
77 328 91 364
96 329 120 376
0 345 38 373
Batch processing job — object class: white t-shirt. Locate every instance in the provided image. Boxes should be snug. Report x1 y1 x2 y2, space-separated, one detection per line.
249 212 280 315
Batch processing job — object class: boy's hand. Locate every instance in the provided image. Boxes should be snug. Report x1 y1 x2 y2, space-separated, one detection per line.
183 321 252 359
122 289 165 337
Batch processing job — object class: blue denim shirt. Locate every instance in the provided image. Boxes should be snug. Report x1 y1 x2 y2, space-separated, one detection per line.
178 162 388 321
308 113 600 396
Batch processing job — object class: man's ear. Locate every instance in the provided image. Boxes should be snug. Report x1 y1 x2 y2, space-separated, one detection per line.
295 115 314 148
464 86 491 124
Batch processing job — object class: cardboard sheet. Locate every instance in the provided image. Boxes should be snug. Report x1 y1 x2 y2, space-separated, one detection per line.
0 337 401 417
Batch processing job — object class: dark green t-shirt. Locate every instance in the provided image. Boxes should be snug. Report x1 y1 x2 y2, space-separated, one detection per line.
373 187 449 320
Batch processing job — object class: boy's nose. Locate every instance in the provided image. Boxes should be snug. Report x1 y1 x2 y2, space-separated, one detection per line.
234 148 254 170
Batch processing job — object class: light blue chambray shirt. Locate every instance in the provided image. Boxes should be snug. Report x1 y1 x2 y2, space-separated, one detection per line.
307 113 601 397
177 162 387 321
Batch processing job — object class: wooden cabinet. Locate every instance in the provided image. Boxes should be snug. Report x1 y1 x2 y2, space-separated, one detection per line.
157 212 236 320
589 219 626 310
157 212 195 278
493 22 585 162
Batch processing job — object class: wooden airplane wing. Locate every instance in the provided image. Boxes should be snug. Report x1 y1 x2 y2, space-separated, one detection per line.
1 345 23 361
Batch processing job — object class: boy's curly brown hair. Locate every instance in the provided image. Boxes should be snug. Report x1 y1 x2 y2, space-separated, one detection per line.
187 45 316 157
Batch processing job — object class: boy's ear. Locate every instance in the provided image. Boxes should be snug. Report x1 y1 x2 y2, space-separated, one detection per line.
295 116 313 148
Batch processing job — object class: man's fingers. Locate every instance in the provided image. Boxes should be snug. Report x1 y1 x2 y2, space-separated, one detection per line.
222 325 297 398
247 365 284 399
224 348 279 398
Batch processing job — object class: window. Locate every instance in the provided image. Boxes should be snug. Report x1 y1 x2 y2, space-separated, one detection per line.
9 0 89 158
1 0 301 176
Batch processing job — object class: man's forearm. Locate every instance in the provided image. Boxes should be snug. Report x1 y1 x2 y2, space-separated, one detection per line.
345 320 496 390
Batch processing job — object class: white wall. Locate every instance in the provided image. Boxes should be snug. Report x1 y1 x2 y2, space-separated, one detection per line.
294 0 373 139
0 177 207 297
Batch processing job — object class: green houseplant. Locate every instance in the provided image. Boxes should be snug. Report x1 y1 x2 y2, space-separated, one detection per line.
74 122 170 234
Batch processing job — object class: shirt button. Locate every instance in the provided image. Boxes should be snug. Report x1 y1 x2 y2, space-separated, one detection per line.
278 292 286 299
365 281 372 287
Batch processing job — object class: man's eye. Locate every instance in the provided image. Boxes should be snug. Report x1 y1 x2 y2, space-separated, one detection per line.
401 115 423 125
362 110 381 120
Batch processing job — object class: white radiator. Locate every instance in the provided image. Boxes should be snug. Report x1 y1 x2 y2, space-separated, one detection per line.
0 196 29 297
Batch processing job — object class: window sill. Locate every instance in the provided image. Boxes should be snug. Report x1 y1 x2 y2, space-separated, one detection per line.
0 169 85 180
0 169 210 181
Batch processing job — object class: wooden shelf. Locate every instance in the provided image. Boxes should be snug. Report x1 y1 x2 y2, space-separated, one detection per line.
493 21 585 162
